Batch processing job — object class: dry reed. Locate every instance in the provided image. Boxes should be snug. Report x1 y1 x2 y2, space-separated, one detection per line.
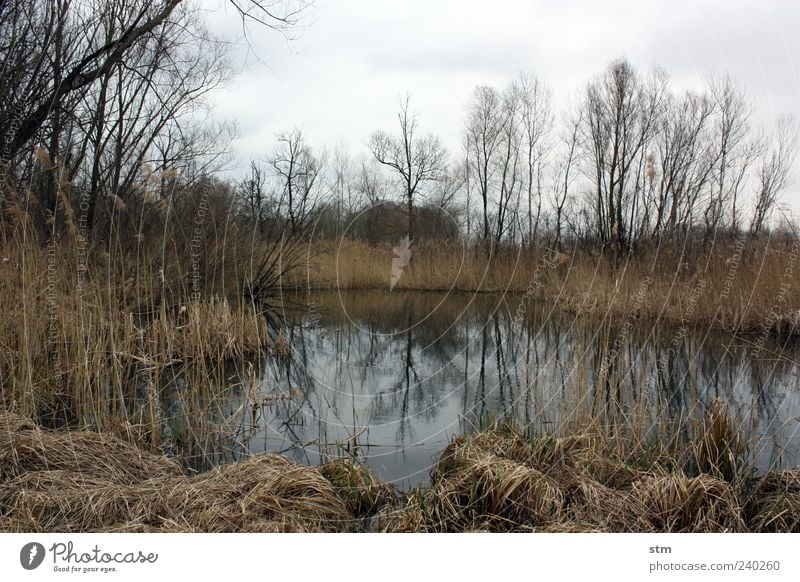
380 413 798 533
292 239 800 335
0 411 393 532
1 404 798 532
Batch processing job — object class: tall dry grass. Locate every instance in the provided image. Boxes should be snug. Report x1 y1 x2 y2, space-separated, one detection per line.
381 401 799 533
0 229 281 456
2 405 797 533
0 411 390 532
292 237 800 334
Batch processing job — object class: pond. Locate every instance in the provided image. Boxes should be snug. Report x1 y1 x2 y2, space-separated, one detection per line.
167 290 800 489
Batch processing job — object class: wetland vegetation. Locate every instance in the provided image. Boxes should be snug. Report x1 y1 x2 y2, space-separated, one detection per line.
2 0 800 533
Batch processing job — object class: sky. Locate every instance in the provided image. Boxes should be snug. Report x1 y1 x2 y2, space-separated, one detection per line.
198 0 800 208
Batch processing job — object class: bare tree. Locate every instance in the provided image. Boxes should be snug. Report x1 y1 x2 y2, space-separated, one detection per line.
0 0 308 160
493 84 523 246
580 59 665 253
649 89 716 241
462 133 473 240
551 108 582 250
269 127 324 235
750 115 799 238
0 0 309 245
328 141 355 235
465 85 504 245
428 162 466 238
71 3 232 238
238 159 269 234
516 73 553 246
704 74 757 239
353 157 389 206
368 94 447 241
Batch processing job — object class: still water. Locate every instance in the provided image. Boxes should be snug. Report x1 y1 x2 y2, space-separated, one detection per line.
167 290 800 489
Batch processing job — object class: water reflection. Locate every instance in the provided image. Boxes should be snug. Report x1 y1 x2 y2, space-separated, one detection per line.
175 290 800 489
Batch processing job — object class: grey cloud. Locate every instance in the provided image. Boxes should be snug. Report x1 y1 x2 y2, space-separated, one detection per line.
203 0 800 205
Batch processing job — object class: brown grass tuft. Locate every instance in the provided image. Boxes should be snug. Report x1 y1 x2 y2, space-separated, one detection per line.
320 460 398 518
2 413 798 533
743 469 800 532
0 413 390 532
634 474 746 532
1 455 352 532
692 399 750 483
382 420 781 533
0 412 182 485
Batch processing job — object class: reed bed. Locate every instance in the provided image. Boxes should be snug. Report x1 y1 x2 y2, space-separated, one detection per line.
293 238 800 335
3 227 798 461
2 403 798 533
0 238 279 451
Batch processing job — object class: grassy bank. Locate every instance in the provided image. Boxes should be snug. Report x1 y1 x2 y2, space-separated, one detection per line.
382 406 795 532
2 403 798 533
291 237 800 334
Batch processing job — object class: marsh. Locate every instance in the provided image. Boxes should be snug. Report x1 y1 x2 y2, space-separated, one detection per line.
160 290 800 489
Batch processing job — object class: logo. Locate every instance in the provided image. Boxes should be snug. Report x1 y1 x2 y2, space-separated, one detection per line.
20 542 46 570
390 236 412 291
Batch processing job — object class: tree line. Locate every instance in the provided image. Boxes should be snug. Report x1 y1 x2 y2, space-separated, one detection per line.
1 1 797 267
239 60 798 254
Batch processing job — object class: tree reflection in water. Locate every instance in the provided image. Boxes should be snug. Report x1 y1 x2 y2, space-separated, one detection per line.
166 290 800 490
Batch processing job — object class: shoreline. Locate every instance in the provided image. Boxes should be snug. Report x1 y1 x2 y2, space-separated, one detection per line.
278 285 800 339
280 238 800 337
2 406 798 533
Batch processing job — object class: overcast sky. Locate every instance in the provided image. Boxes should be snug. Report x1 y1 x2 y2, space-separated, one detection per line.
200 0 800 207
